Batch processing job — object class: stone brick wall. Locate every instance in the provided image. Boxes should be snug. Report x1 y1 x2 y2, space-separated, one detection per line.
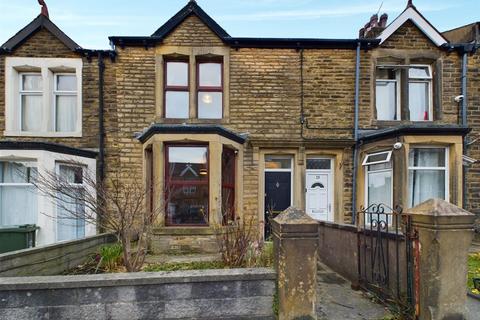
162 15 224 47
0 268 276 320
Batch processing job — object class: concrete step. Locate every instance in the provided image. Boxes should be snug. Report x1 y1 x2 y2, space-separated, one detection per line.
470 241 480 254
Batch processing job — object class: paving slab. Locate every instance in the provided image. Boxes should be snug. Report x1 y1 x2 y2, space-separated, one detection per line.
317 263 392 320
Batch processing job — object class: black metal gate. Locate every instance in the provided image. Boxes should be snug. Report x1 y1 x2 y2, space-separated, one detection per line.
357 204 417 318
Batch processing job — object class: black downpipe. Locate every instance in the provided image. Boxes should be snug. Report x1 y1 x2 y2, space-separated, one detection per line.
98 52 106 184
352 42 361 225
461 52 468 209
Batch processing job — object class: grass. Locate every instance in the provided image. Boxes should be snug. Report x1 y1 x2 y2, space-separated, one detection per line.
468 253 480 295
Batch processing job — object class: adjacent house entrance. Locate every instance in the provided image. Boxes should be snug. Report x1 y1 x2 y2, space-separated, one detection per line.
305 158 333 221
264 156 292 239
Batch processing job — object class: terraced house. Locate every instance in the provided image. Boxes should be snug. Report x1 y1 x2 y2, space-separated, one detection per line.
0 0 478 251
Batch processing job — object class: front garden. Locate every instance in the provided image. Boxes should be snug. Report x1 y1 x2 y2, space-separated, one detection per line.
468 252 480 295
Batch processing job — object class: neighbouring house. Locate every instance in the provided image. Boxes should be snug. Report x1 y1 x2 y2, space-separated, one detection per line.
0 0 478 251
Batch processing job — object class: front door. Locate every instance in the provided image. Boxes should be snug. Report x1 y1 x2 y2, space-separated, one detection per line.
305 158 333 221
264 156 292 239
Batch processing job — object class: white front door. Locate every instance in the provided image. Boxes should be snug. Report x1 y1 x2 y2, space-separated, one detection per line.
305 159 333 221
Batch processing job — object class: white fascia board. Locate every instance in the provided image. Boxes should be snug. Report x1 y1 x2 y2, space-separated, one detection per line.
378 7 448 47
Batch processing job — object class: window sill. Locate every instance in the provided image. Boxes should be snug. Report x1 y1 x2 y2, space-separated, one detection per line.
155 118 230 125
4 131 83 138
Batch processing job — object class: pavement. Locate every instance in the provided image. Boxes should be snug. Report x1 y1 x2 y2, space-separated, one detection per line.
316 262 392 320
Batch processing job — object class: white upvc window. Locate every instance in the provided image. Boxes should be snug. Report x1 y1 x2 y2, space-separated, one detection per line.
56 163 86 241
408 147 448 207
408 65 433 121
376 67 401 121
5 57 83 137
363 152 393 225
54 74 78 133
0 160 38 226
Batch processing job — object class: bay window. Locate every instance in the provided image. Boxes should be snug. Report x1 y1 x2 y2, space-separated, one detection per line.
164 60 189 119
54 74 78 132
197 61 223 119
165 145 209 225
56 164 85 241
408 147 448 207
0 161 38 226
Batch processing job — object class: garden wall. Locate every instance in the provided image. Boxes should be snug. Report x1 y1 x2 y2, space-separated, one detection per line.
0 233 116 277
0 268 276 320
318 221 408 294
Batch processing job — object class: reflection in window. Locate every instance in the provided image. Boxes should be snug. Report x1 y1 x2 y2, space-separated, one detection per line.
408 147 447 207
307 159 331 170
265 156 291 170
165 60 189 118
166 145 209 225
222 148 235 224
197 61 223 119
0 161 38 226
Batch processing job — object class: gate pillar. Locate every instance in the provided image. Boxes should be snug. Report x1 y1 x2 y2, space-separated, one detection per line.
273 207 319 320
410 199 475 320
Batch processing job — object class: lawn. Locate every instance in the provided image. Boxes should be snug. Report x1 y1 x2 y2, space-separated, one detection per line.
468 253 480 295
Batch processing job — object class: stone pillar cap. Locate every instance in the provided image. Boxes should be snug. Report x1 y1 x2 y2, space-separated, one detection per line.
273 207 319 225
410 198 475 229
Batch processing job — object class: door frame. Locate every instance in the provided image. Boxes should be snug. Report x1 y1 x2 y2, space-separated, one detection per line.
305 157 334 222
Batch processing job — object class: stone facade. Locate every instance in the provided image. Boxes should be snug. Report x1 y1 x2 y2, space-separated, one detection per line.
0 2 478 251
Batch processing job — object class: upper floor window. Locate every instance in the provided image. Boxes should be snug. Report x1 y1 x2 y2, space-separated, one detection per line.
165 60 189 119
54 74 78 132
162 54 225 120
375 64 433 122
20 73 43 132
197 61 223 119
5 57 83 137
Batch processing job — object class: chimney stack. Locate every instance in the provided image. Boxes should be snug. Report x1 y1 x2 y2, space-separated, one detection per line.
359 12 388 38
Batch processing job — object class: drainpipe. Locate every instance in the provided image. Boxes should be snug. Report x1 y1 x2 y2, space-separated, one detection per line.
461 51 468 209
98 52 106 184
352 41 361 225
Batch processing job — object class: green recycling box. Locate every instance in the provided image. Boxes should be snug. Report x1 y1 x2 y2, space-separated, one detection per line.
0 224 38 254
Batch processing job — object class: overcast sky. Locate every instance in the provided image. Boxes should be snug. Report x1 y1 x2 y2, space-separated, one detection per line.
1 0 478 49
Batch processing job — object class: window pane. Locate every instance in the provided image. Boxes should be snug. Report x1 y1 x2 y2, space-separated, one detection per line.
0 162 36 183
376 81 397 120
198 92 222 119
199 63 222 87
409 67 430 79
165 91 189 118
59 165 83 184
365 152 391 165
166 62 188 86
376 68 397 80
409 82 429 121
168 146 208 181
22 74 42 91
57 191 85 241
307 159 331 170
409 148 445 167
22 95 42 132
222 148 235 224
265 156 291 169
368 162 392 171
56 95 77 132
56 75 77 91
0 185 37 226
367 170 392 207
167 184 208 225
408 169 445 207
